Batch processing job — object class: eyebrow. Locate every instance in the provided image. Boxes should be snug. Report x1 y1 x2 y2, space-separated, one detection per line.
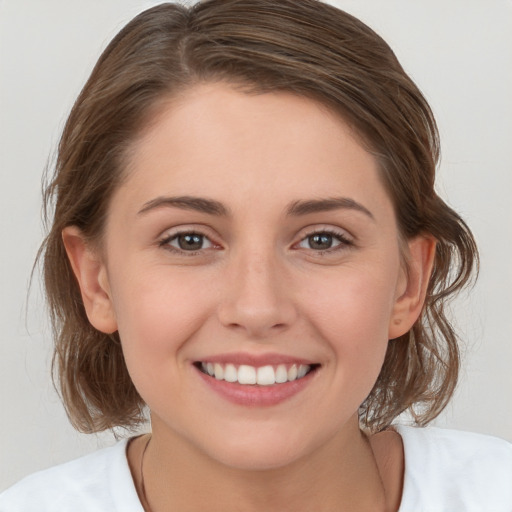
137 195 374 220
286 197 374 220
138 196 230 216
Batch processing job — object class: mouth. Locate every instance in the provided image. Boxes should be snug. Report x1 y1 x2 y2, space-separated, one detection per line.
194 361 319 386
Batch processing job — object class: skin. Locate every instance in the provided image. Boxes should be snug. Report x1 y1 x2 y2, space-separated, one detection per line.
64 83 435 511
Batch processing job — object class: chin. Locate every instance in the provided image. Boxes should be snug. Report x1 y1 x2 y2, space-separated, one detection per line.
195 426 322 472
211 445 302 472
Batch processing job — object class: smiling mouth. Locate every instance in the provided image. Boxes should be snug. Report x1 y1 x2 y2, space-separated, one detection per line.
195 362 319 386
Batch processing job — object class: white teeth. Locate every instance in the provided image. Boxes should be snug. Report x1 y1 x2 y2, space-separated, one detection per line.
200 362 313 385
297 364 309 379
275 364 288 383
288 364 298 381
224 363 238 383
256 365 276 386
214 363 224 380
238 365 257 384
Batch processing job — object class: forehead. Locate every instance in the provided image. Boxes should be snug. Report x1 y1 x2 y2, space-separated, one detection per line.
115 82 392 218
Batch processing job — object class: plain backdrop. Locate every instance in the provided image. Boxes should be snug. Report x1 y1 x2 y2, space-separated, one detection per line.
1 0 511 491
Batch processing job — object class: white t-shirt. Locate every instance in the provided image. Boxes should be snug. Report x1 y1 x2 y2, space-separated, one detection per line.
1 426 511 511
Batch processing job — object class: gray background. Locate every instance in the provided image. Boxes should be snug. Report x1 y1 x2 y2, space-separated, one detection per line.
1 0 511 491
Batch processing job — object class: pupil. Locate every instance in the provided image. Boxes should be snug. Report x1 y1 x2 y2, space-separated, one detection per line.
310 233 332 250
178 234 203 250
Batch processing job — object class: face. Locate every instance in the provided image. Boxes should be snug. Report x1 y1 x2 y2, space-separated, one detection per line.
67 83 429 470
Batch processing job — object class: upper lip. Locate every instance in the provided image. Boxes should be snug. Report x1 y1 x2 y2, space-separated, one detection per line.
193 352 318 367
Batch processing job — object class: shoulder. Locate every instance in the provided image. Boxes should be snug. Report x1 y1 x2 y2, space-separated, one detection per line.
395 425 512 512
0 439 143 512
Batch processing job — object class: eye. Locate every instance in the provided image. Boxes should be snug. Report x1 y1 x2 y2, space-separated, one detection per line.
297 230 352 252
160 232 214 252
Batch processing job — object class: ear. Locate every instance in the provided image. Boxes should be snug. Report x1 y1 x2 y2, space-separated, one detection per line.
388 235 436 339
62 226 118 334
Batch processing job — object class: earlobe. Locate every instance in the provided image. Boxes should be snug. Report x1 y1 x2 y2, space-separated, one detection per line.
388 235 437 340
62 226 118 334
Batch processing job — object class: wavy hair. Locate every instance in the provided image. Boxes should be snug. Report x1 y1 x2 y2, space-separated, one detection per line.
39 0 478 433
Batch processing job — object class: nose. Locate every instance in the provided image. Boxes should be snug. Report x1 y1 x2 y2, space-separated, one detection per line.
217 248 298 339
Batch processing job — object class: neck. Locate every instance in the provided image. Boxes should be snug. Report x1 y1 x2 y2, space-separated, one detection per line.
130 417 394 512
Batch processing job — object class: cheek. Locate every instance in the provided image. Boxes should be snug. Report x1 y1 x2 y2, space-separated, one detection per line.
307 267 396 334
302 265 398 382
109 266 216 379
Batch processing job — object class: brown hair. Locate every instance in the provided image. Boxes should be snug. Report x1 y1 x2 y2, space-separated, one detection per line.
40 0 478 433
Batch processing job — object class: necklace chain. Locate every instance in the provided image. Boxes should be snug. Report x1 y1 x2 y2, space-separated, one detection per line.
138 432 387 511
140 434 153 512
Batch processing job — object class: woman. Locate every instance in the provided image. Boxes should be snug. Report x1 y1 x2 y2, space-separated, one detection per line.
1 1 511 510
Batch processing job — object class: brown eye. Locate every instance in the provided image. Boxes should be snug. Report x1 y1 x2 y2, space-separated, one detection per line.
165 233 213 251
297 230 352 252
308 233 336 250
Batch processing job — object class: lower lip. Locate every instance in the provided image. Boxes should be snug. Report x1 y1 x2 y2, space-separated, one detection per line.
195 366 318 407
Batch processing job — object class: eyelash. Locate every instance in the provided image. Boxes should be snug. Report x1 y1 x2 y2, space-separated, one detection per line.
158 228 353 256
158 230 215 255
295 229 353 254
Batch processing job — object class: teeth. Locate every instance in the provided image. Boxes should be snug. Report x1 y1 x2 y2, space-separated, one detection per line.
297 364 308 379
238 365 257 384
275 364 288 383
257 365 275 386
214 363 224 380
224 363 237 383
200 362 312 385
288 364 298 381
